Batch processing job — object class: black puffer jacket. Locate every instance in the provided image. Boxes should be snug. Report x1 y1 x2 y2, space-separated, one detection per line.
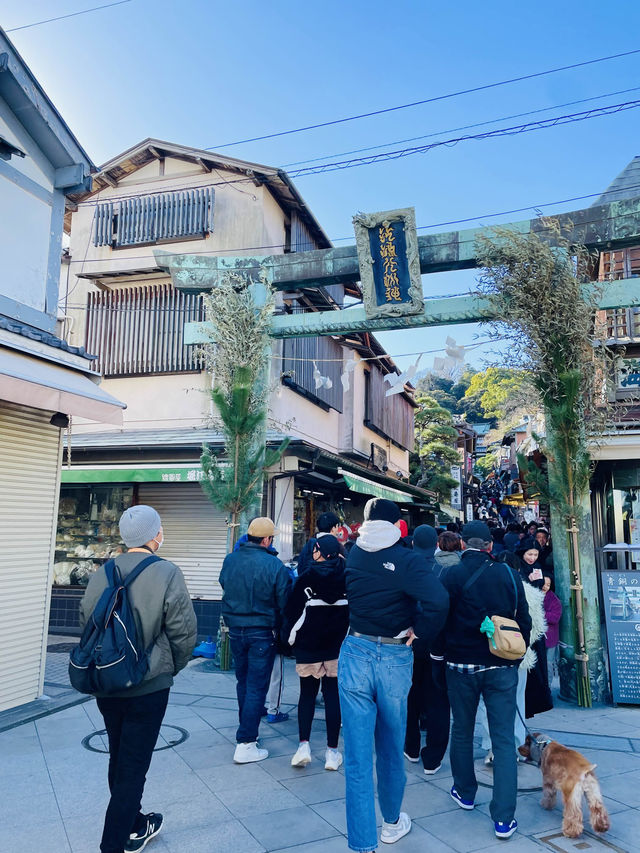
346 529 449 645
283 556 348 663
434 549 532 666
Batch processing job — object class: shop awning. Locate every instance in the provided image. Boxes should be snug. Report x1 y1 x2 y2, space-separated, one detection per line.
0 348 125 425
502 494 526 506
61 463 208 483
338 468 414 503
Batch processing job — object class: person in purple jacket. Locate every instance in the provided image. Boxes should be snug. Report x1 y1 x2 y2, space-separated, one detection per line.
542 575 562 688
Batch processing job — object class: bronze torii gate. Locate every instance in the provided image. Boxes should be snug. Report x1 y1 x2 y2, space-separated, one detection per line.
157 196 640 702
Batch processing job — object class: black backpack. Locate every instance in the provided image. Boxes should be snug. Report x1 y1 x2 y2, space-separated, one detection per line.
69 555 160 695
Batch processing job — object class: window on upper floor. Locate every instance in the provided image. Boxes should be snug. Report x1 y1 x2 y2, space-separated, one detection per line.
364 365 414 451
93 187 214 248
281 336 344 412
599 247 640 343
85 283 204 376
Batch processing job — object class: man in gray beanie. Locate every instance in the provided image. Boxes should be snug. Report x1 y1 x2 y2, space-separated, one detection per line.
80 505 197 853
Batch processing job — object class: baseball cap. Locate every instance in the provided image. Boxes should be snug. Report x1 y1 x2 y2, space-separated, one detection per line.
247 517 279 537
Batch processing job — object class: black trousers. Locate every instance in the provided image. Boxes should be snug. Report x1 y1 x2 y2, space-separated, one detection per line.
404 654 450 770
96 688 170 853
298 675 341 748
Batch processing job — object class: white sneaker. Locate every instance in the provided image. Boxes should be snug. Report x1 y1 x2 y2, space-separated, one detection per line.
423 763 441 775
380 812 411 844
291 741 312 767
484 749 494 766
325 748 343 771
233 741 268 764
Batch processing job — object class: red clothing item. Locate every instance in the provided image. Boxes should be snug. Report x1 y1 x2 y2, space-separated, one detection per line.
543 589 562 648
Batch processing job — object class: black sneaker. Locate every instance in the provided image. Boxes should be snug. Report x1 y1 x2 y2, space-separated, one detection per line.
124 813 164 852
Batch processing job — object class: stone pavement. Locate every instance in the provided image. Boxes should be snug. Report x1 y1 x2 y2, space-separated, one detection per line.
2 646 640 853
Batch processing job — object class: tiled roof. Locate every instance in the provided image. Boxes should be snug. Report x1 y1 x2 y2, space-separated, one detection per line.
68 428 291 448
0 315 95 359
591 157 640 206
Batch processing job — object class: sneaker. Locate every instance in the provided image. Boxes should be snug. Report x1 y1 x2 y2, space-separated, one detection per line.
124 813 163 852
450 786 475 810
403 751 420 763
291 741 312 767
423 763 441 775
495 819 518 839
233 741 268 763
484 749 494 766
267 711 289 723
325 747 343 771
380 811 411 844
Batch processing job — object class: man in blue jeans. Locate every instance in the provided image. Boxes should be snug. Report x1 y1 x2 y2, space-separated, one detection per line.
339 499 449 852
431 520 532 840
220 516 291 763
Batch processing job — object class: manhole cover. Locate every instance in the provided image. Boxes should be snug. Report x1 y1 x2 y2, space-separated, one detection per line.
536 831 628 852
82 724 189 754
47 643 78 653
475 758 542 792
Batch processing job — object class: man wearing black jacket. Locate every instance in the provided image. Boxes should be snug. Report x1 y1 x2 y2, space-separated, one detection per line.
338 499 449 852
432 520 531 841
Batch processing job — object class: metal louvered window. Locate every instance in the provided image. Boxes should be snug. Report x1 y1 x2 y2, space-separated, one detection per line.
94 187 214 247
86 284 204 376
282 336 343 412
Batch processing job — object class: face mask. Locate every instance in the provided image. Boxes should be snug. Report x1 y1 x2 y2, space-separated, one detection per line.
153 533 164 550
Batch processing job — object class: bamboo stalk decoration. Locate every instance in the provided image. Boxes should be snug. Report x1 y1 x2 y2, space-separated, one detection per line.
476 220 616 707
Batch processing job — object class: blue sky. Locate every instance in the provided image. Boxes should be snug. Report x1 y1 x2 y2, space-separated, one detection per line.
4 0 640 370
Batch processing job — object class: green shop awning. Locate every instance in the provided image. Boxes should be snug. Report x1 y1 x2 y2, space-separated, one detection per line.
61 464 206 484
338 468 414 504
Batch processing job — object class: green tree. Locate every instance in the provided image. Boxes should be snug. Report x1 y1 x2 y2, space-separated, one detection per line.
411 393 460 500
462 367 531 423
199 273 289 550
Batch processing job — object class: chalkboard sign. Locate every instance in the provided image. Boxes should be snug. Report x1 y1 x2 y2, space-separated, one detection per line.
602 570 640 704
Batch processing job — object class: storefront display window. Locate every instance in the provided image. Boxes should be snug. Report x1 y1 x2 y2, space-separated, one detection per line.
54 485 133 586
603 464 640 570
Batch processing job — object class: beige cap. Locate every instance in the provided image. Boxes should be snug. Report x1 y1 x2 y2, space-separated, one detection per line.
247 517 279 537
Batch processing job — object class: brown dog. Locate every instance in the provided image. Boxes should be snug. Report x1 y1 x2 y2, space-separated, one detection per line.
518 733 610 838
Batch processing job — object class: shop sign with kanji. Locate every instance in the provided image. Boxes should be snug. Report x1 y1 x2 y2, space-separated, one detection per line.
353 207 423 319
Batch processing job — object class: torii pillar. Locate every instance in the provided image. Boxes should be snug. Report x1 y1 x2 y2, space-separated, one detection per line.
157 196 640 704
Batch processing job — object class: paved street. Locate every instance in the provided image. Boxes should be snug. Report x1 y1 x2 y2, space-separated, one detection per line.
2 645 640 853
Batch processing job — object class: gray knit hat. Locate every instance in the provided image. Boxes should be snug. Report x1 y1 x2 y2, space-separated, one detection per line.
119 505 162 548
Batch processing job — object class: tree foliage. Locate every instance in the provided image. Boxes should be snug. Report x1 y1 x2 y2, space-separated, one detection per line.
463 367 531 422
411 393 460 500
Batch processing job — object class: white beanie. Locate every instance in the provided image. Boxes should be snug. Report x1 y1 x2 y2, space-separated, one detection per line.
119 505 161 548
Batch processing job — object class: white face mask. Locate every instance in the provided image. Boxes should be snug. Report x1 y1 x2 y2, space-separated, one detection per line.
153 533 164 550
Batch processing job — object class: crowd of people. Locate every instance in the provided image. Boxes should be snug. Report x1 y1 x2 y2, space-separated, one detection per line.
77 502 562 853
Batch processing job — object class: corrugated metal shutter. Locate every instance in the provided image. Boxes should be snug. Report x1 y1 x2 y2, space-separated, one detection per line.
0 402 61 712
137 483 226 600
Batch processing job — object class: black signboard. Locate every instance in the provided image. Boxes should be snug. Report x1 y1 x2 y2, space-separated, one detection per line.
602 569 640 704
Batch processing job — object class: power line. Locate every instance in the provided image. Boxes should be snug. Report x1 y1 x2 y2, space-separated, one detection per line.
287 98 640 177
63 184 640 267
209 47 640 149
6 0 132 33
283 85 640 168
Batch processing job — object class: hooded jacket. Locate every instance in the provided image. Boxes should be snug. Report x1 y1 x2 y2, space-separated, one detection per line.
283 554 348 663
345 520 449 644
79 551 197 698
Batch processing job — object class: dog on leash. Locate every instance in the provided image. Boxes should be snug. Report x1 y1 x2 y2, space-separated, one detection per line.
518 733 610 838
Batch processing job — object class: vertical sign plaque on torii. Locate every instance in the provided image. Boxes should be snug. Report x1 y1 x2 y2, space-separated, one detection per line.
353 207 423 319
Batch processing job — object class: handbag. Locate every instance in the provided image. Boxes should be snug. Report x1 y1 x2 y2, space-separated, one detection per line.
462 562 526 661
